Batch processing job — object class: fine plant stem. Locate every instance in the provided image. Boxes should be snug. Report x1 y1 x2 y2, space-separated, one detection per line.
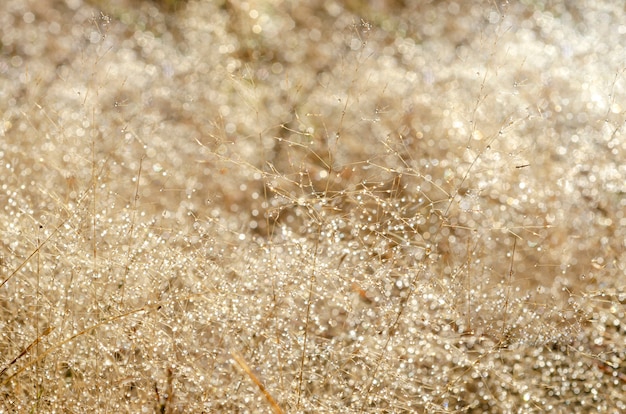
359 266 424 412
35 224 41 414
296 225 320 409
466 236 473 334
92 115 97 277
231 350 284 414
1 213 78 290
0 307 150 387
0 327 55 380
122 155 145 303
501 237 517 345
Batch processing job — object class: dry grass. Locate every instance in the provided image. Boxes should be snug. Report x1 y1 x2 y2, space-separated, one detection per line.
1 0 625 412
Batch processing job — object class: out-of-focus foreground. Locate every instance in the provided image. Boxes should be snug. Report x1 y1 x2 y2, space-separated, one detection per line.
0 0 624 412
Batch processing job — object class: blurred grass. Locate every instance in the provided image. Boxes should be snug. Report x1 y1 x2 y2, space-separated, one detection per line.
0 0 624 412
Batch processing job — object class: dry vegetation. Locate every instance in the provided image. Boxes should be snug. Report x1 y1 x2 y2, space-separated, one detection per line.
1 0 625 412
